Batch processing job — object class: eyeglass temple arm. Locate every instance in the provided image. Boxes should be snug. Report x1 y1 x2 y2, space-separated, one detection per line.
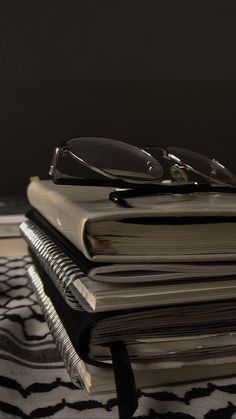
109 184 195 208
109 183 236 208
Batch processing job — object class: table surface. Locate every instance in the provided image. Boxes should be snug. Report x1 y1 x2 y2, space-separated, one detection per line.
1 243 236 418
0 237 28 257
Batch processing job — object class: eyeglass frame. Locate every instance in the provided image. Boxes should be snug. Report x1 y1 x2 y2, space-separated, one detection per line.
49 139 236 208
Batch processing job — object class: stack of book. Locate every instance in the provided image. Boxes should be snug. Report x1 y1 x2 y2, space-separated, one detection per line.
20 179 236 418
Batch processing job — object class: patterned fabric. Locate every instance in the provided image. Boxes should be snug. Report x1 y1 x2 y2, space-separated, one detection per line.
2 257 236 418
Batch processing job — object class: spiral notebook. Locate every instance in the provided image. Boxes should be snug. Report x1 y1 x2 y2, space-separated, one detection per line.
27 257 236 419
21 216 236 312
27 259 236 381
26 229 236 418
23 228 236 366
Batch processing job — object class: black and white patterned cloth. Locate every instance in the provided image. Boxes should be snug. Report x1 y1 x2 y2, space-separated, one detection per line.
2 256 236 419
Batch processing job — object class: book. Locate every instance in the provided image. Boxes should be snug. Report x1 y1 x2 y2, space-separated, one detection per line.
26 243 236 365
20 217 236 312
28 265 236 392
27 180 236 263
27 261 236 394
26 255 236 419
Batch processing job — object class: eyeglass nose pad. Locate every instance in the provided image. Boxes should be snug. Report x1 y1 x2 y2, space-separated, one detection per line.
170 164 189 182
210 159 220 176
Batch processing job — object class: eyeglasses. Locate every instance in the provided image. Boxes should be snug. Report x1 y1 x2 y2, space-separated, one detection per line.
49 137 236 207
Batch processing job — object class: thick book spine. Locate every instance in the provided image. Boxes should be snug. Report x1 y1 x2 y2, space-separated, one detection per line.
27 264 89 390
20 220 86 311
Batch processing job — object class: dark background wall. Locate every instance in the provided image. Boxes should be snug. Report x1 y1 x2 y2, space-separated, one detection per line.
1 1 236 195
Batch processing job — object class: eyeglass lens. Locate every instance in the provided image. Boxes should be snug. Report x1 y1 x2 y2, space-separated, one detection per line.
66 137 164 182
167 146 236 187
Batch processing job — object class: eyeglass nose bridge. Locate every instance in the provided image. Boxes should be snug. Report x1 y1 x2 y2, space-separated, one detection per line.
210 159 222 176
170 164 189 182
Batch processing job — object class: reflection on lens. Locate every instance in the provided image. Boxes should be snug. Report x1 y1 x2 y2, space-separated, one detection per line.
66 137 164 182
167 147 236 187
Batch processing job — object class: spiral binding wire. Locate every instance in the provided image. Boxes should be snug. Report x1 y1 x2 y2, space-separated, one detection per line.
20 220 86 311
27 264 89 389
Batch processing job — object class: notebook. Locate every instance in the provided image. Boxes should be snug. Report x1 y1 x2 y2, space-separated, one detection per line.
25 236 236 364
20 216 236 312
27 180 236 263
27 259 236 418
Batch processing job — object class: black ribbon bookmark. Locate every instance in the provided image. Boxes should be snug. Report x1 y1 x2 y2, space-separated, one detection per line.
108 341 138 419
